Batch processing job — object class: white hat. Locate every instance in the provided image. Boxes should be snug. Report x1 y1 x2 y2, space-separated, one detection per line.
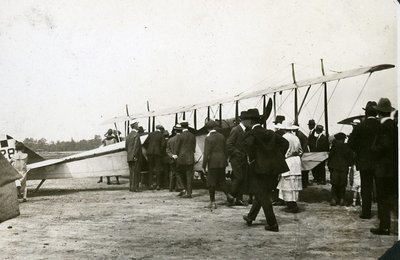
275 120 299 130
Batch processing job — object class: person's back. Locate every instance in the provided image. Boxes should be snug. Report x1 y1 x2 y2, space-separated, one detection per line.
176 130 196 166
11 151 28 173
203 131 228 169
143 131 165 156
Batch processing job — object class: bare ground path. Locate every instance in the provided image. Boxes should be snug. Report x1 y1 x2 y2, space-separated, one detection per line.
0 178 397 259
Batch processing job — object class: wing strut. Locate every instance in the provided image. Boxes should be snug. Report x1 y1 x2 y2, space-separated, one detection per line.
321 59 329 138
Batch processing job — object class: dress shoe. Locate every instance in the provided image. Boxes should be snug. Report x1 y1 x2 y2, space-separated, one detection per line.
370 227 390 235
265 224 279 232
235 200 248 206
182 194 192 198
177 190 186 197
359 214 372 219
211 202 217 209
330 198 337 206
243 215 253 226
226 193 235 203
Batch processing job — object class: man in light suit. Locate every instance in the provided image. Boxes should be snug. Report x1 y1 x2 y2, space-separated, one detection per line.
202 120 230 209
176 121 196 198
125 122 142 192
241 109 289 232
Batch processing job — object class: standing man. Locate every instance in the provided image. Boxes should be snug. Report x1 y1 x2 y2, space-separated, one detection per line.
176 121 196 198
348 101 379 219
143 125 166 190
294 123 310 188
370 98 397 235
242 109 289 232
312 125 329 184
226 111 248 206
166 125 184 192
202 120 230 209
125 122 142 192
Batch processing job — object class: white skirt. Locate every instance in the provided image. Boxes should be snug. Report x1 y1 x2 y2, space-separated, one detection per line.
277 175 303 201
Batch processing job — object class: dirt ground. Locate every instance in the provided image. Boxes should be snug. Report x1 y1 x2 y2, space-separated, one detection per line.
0 178 398 260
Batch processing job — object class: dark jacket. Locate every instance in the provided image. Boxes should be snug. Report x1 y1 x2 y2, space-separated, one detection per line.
166 135 179 164
125 131 142 163
328 140 353 172
243 125 289 176
371 118 398 178
143 131 165 156
296 130 309 153
176 130 196 165
308 129 317 152
202 131 228 170
315 134 329 152
226 124 246 162
348 117 380 171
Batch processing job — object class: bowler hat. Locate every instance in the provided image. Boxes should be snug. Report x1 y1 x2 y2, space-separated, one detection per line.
180 121 189 128
308 119 316 126
362 101 377 111
205 120 218 130
273 115 285 124
239 111 248 119
334 132 347 141
373 98 395 113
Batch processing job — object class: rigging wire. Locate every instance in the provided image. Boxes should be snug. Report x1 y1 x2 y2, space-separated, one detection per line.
312 87 324 121
316 79 341 123
345 73 372 119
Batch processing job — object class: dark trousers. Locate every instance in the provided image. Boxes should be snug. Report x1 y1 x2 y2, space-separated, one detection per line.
312 161 326 182
128 161 140 191
177 164 194 195
301 171 309 188
169 163 185 191
360 169 374 217
207 168 228 202
247 192 277 227
230 158 247 198
375 177 396 230
331 185 346 201
147 155 163 188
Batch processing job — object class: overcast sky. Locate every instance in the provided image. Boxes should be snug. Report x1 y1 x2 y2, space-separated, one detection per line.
0 0 397 141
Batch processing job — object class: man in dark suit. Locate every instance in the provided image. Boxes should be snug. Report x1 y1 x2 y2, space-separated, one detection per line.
311 125 329 184
348 101 379 219
241 109 289 232
176 121 196 198
370 98 397 235
125 122 142 192
226 111 248 206
202 120 230 209
143 124 166 190
166 125 184 192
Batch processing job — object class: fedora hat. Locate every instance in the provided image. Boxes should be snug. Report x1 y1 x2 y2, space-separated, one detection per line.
180 121 189 128
373 98 395 113
241 108 261 120
308 119 316 126
362 101 377 111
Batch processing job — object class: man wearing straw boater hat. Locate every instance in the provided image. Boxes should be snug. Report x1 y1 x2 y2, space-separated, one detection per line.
369 98 397 235
241 108 289 232
126 122 142 192
348 101 379 219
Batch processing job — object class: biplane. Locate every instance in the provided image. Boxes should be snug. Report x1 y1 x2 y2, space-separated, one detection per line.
0 63 394 194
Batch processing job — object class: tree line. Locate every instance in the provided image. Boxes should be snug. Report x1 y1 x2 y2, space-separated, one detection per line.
23 135 103 152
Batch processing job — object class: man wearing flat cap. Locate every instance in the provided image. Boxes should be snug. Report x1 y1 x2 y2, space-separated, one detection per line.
143 124 166 190
226 111 249 206
176 121 196 198
348 101 380 219
241 108 289 232
126 122 142 192
202 120 230 209
369 98 398 235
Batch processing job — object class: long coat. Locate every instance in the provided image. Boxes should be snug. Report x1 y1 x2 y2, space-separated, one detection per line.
328 140 353 172
176 130 196 166
243 125 289 176
348 117 380 171
202 131 228 170
125 131 142 163
371 118 398 178
166 134 179 164
143 131 165 156
226 124 246 161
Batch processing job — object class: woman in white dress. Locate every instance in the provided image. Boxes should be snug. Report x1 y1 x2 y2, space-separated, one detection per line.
276 121 303 213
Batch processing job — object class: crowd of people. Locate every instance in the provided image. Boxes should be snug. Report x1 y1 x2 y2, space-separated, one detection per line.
124 97 397 234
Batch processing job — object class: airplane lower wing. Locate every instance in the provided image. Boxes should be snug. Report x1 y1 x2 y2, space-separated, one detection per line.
300 152 329 171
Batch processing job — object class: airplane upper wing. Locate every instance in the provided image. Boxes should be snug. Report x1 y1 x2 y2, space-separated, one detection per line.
103 64 394 124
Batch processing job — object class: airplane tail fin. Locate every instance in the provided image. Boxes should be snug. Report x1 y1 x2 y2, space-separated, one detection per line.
0 134 45 164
